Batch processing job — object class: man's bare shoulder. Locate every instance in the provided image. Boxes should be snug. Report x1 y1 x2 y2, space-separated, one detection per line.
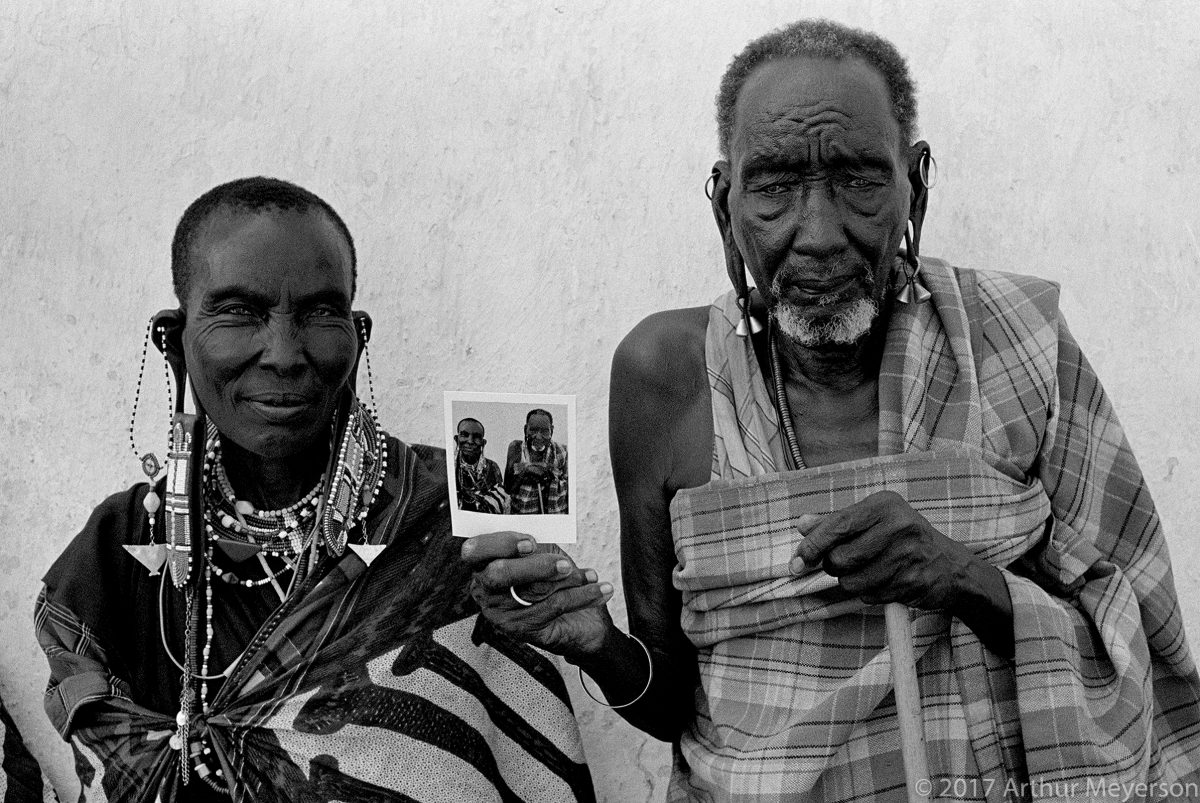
612 306 709 398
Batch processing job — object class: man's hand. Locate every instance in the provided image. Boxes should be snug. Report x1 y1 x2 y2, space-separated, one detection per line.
517 462 551 484
791 491 1010 621
462 532 614 661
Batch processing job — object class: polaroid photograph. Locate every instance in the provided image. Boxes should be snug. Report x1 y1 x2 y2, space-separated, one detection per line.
444 391 577 543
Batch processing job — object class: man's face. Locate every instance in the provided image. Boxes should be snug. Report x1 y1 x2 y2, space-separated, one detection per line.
524 413 553 454
456 420 486 463
181 207 358 460
725 57 911 346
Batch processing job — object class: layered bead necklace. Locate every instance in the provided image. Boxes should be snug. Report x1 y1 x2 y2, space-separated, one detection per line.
159 399 387 791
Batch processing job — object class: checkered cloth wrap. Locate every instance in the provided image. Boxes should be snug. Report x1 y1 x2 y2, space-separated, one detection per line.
667 263 1200 802
37 438 594 803
508 442 569 515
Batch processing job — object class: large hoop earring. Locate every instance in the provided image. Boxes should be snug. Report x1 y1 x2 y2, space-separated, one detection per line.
919 151 938 189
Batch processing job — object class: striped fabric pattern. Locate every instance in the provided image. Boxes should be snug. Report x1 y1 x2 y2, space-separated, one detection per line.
669 264 1200 802
37 438 593 803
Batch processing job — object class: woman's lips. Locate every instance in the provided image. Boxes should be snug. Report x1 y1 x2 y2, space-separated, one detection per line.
244 395 313 422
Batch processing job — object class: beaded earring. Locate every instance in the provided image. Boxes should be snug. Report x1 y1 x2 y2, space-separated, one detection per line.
357 316 379 419
124 319 172 575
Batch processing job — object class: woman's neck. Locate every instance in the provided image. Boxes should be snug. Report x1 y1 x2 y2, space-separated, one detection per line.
221 440 329 510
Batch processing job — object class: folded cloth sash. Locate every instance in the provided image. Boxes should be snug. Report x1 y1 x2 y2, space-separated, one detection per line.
671 448 1047 801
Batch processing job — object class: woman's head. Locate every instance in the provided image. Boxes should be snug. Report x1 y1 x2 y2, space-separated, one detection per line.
158 178 363 462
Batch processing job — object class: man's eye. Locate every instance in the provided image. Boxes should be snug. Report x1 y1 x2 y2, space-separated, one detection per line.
761 183 790 196
844 177 877 190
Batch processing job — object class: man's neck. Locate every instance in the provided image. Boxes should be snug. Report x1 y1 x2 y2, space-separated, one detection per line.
222 441 329 510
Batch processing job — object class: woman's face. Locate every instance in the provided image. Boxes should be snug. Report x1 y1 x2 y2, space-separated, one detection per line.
180 207 358 461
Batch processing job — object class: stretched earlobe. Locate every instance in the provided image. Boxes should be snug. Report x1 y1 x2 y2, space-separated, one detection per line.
150 309 184 355
906 141 932 256
353 311 373 349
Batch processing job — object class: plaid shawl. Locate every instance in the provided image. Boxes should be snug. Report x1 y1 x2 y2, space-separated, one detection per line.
37 438 594 803
507 442 569 515
668 264 1200 802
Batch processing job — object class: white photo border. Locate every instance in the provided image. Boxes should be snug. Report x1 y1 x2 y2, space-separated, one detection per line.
443 391 578 544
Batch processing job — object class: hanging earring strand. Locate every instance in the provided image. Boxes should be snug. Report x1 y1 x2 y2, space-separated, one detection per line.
359 317 379 419
127 319 171 540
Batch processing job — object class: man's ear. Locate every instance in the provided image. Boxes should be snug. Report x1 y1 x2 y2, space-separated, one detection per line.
906 141 932 254
710 160 749 296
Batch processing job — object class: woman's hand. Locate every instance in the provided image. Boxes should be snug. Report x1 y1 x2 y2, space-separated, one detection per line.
462 532 615 661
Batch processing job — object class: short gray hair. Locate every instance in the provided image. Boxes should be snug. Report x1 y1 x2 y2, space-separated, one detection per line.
716 19 918 158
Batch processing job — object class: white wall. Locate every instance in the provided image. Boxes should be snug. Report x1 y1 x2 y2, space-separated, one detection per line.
2 2 1198 800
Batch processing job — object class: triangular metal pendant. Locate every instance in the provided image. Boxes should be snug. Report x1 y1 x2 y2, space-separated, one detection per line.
124 544 167 576
913 282 932 303
214 539 262 563
348 543 387 567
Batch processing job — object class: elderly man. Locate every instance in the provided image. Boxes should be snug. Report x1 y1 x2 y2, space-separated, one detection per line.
455 417 509 513
504 409 569 514
466 18 1200 803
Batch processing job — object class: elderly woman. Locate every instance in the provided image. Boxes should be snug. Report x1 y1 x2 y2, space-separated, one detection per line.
36 177 594 803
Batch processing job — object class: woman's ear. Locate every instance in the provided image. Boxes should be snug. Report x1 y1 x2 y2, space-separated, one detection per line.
150 309 187 412
352 311 372 354
150 309 185 356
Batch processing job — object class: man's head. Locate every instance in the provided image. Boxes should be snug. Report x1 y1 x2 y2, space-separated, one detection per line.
155 177 363 461
524 409 554 455
716 19 917 161
456 418 487 464
710 20 929 349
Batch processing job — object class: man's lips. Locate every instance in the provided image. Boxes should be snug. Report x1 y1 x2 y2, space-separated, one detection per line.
782 274 860 299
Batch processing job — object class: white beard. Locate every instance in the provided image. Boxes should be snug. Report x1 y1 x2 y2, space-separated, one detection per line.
773 296 878 347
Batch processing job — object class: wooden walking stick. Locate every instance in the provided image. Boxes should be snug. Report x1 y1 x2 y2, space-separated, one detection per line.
885 602 931 803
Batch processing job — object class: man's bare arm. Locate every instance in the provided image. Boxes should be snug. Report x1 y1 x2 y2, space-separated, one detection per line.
568 308 712 741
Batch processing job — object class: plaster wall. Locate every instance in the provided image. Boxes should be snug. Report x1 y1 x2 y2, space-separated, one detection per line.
2 2 1198 800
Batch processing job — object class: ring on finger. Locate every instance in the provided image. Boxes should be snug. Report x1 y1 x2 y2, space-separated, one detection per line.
510 585 536 607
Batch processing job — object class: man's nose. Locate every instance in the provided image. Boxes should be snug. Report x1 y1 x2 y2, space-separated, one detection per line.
257 317 306 374
790 182 849 257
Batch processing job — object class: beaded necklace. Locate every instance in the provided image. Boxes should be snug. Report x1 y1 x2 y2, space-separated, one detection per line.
160 398 387 791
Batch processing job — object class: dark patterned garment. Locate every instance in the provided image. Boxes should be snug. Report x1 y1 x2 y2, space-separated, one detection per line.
455 455 508 513
36 438 593 803
1 694 55 802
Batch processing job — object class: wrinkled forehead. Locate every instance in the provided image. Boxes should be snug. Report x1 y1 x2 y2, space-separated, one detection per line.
730 56 902 168
526 414 552 429
189 206 354 298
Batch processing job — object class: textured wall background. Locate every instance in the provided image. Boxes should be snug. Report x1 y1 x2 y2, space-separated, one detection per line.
2 1 1198 800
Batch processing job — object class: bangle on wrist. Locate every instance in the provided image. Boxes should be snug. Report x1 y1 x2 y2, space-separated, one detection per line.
577 633 653 709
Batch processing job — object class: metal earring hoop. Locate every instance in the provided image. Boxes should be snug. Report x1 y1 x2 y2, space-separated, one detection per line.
919 152 938 189
705 172 718 200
